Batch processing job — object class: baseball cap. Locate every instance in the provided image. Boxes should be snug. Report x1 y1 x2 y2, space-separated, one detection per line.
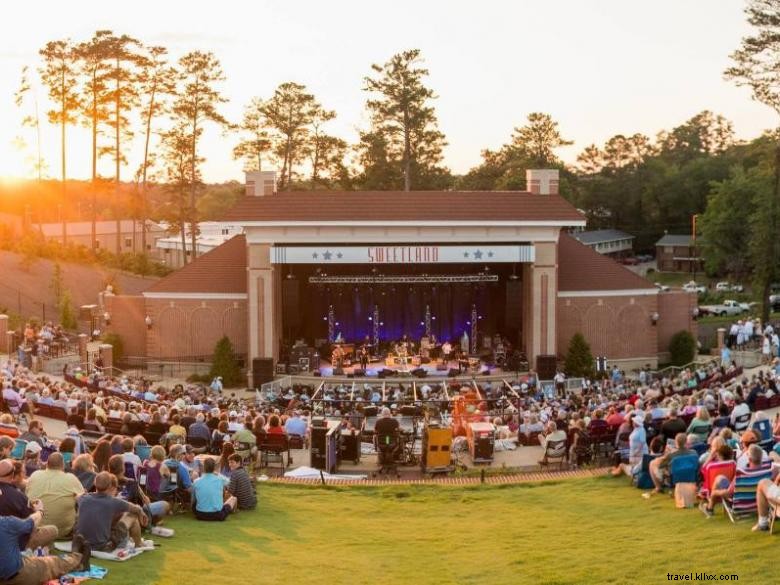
25 442 42 455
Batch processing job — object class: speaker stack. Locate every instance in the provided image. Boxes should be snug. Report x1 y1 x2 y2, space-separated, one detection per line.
252 358 275 386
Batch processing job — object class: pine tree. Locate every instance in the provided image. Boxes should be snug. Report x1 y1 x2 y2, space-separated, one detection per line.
59 289 77 330
209 336 242 387
50 262 64 305
564 333 594 378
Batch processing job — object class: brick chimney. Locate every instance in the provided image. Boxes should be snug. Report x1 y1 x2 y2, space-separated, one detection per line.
245 170 277 196
526 169 559 195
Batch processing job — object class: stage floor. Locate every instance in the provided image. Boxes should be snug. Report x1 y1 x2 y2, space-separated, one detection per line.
318 358 499 378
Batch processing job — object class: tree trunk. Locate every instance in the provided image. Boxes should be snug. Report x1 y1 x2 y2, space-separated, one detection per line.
115 57 121 257
140 85 156 258
403 109 411 191
91 71 98 251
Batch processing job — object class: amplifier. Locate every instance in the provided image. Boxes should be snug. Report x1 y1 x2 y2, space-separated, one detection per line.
339 429 361 464
275 363 287 375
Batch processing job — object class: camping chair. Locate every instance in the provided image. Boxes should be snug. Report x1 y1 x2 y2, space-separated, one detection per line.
3 398 29 429
258 433 292 472
750 419 774 452
287 433 305 450
235 441 255 467
10 439 26 460
733 413 751 433
540 438 567 470
691 443 708 457
135 444 152 462
698 460 736 502
633 453 659 490
669 454 699 488
723 463 772 523
159 461 187 514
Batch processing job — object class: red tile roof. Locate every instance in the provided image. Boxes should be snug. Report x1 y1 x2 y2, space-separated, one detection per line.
146 235 247 294
221 191 584 223
558 234 655 292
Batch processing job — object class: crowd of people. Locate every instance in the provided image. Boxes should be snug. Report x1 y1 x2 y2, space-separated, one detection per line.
1 348 780 581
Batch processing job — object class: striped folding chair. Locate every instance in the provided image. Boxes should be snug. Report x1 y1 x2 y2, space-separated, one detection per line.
698 460 736 502
723 463 772 523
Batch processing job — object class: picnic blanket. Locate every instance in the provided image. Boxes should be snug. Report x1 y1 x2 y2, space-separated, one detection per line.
54 540 153 561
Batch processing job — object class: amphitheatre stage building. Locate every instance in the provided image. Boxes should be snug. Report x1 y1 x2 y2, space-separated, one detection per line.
103 169 697 385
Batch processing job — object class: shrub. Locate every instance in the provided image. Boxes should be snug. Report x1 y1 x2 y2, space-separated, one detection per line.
669 330 696 366
564 332 594 378
59 290 77 330
209 336 244 387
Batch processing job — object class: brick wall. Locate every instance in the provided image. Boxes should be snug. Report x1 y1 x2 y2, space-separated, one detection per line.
103 295 146 358
144 298 248 359
657 291 698 354
557 294 659 360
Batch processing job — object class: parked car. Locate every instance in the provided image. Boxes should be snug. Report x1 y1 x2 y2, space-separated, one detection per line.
654 282 670 292
636 254 655 263
620 257 640 266
682 281 706 294
698 299 750 317
715 281 744 293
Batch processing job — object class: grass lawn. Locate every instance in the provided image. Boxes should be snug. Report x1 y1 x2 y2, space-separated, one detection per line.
95 476 775 585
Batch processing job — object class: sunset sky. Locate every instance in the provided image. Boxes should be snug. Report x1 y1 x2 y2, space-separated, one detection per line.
0 0 775 183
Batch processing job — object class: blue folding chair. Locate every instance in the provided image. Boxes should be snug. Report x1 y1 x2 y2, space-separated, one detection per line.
751 419 774 452
10 439 27 460
670 454 699 487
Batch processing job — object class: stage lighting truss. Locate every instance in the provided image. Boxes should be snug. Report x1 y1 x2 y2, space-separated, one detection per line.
308 274 499 284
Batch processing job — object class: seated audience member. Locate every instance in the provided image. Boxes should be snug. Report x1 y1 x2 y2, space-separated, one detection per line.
0 435 15 459
0 414 20 438
605 407 624 427
121 437 142 479
711 404 732 433
18 420 46 447
232 423 258 461
162 444 193 494
754 444 780 531
218 443 236 476
730 397 751 429
686 407 712 445
141 446 170 501
168 415 186 438
538 421 567 465
75 471 149 551
227 454 257 510
192 457 237 521
284 411 308 440
0 459 59 550
92 439 112 473
699 444 735 517
23 441 42 478
180 445 203 479
736 430 769 470
0 508 84 583
660 408 686 443
648 433 696 494
108 454 169 524
187 413 211 446
26 453 84 538
211 421 230 454
266 414 285 435
72 454 97 492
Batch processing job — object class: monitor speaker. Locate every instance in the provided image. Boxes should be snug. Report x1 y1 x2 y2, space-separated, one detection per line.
353 368 365 377
447 368 460 378
412 368 427 378
333 367 344 376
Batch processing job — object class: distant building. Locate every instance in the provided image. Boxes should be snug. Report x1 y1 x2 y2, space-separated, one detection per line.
655 234 702 272
155 222 244 269
38 220 167 257
572 229 634 257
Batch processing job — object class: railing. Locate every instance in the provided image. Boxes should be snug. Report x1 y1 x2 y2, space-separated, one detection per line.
652 356 720 380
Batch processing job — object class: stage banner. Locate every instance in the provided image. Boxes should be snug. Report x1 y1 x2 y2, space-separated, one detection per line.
271 245 534 264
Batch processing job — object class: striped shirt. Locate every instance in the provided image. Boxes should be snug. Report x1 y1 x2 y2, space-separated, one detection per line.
228 467 257 510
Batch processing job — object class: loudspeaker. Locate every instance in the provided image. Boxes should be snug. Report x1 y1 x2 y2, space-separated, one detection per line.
412 368 427 378
252 358 275 385
347 373 354 379
353 368 365 377
313 371 322 377
275 363 288 375
333 367 344 376
400 405 417 416
536 354 557 380
447 368 460 378
363 406 378 417
282 278 300 331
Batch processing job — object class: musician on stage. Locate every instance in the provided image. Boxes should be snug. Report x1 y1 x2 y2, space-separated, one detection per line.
442 340 453 363
359 345 369 370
